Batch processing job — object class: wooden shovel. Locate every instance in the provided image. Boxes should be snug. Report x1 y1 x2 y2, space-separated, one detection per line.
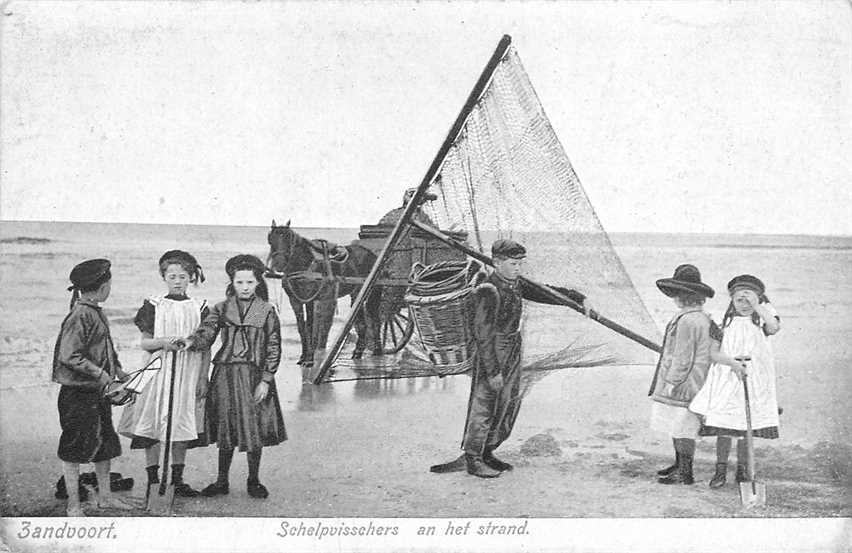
146 349 179 514
738 361 767 508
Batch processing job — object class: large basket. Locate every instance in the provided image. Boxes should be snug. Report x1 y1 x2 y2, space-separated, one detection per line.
405 260 485 376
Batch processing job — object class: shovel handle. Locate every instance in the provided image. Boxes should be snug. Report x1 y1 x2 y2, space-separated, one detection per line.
741 367 757 484
159 350 179 495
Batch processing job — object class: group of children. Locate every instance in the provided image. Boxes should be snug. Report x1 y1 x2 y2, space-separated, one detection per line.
52 251 286 516
649 264 781 488
52 250 780 515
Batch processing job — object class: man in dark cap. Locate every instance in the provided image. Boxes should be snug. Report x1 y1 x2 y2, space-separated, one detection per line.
53 258 131 515
431 239 591 478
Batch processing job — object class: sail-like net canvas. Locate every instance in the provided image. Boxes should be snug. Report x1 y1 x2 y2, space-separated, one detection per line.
313 42 660 384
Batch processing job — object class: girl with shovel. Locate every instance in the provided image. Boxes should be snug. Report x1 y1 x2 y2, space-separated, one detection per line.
119 250 210 499
690 274 781 489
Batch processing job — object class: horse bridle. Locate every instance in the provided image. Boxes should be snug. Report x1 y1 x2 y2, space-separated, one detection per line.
267 227 342 305
267 226 296 276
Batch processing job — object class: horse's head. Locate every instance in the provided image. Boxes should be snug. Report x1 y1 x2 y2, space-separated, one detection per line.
267 219 294 273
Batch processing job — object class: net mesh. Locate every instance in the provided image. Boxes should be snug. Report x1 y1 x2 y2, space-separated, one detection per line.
318 47 660 382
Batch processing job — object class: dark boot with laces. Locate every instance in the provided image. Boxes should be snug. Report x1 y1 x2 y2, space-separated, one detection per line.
200 480 229 497
709 463 727 489
247 478 269 499
171 464 200 497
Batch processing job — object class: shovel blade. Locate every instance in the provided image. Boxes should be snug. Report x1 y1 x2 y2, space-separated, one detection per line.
739 480 767 508
145 483 175 515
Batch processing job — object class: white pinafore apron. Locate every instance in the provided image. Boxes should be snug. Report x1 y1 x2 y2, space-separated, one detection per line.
119 296 209 442
689 312 779 431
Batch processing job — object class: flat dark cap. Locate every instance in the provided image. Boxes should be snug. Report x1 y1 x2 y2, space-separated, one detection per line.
491 239 526 259
225 254 266 277
159 249 199 269
727 274 765 296
68 258 111 291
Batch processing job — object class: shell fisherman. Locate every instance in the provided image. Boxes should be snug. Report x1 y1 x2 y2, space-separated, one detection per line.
430 239 591 478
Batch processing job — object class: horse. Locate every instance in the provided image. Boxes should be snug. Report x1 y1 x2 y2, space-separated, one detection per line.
267 220 381 367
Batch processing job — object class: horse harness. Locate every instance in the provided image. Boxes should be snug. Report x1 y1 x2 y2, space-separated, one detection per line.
270 235 350 305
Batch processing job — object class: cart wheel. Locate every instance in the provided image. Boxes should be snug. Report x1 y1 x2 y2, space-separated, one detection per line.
380 304 414 354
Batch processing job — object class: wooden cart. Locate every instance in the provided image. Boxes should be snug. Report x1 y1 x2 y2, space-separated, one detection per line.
354 223 469 354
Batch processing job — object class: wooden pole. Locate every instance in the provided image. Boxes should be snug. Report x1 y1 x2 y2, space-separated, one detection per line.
410 219 662 353
312 35 514 384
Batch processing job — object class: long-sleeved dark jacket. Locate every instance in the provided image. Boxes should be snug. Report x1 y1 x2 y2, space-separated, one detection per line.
190 296 281 383
472 272 586 378
52 299 122 389
648 307 716 407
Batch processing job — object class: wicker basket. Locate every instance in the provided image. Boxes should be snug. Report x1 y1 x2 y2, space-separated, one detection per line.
405 260 485 376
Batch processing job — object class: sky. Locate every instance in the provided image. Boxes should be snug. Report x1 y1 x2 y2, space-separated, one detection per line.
1 1 850 235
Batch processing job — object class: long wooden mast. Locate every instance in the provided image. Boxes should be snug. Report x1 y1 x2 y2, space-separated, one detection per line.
311 35 514 384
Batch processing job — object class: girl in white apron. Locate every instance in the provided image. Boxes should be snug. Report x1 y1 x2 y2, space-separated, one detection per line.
690 274 781 488
119 250 210 497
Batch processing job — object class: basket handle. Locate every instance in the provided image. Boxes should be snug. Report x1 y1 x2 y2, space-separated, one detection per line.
409 261 427 282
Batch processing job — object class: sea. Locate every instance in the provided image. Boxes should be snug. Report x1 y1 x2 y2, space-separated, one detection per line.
1 220 851 443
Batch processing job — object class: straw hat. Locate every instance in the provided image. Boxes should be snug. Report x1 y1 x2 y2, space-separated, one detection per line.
656 264 715 298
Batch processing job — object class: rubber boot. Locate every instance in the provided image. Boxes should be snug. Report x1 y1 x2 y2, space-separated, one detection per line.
657 452 680 477
709 463 727 489
430 454 467 474
483 449 513 472
658 440 695 485
465 454 501 478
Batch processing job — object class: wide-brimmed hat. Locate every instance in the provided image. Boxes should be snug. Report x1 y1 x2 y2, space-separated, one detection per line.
67 259 111 291
656 264 715 298
225 254 266 277
727 274 765 296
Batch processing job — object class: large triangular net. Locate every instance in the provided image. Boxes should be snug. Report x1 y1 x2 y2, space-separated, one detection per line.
315 46 660 384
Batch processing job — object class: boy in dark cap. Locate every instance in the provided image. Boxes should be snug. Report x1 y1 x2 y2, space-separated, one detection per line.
430 239 591 478
53 259 131 515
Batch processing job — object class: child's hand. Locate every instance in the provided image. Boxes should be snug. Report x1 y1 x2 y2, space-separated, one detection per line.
730 357 749 380
181 337 195 351
97 370 112 389
161 337 184 352
253 381 269 404
742 290 760 307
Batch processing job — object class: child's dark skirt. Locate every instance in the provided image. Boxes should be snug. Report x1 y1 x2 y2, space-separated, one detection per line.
57 386 122 463
205 362 287 451
699 425 779 439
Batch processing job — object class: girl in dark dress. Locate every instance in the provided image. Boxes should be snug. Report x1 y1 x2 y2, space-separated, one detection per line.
185 255 286 499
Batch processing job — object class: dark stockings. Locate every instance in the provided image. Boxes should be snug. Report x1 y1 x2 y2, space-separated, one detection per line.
247 450 262 484
217 448 235 484
716 437 732 463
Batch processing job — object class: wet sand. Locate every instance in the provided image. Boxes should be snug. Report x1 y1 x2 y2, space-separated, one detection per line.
1 321 849 519
1 226 850 519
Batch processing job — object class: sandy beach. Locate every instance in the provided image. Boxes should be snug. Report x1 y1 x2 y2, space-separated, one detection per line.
1 223 850 520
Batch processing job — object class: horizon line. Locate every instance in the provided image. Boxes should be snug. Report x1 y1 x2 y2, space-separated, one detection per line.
1 218 850 239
